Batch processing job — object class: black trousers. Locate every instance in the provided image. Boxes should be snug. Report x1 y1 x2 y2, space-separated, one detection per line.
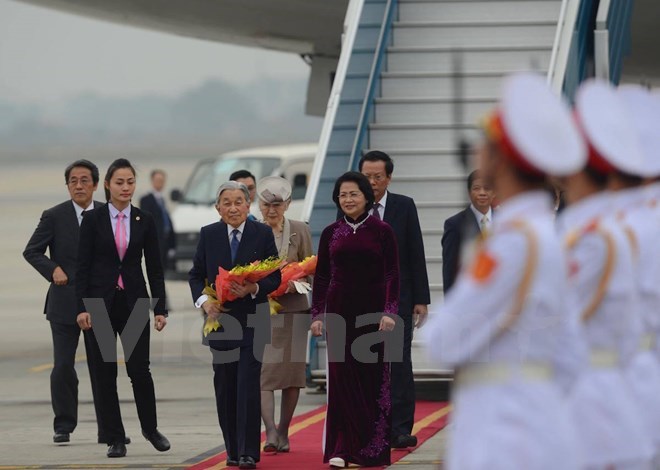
390 307 416 439
212 345 262 462
85 290 158 444
49 320 104 435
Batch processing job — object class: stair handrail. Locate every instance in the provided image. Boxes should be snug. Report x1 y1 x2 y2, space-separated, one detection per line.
347 0 398 171
594 0 612 80
595 0 633 84
548 0 582 94
302 0 365 223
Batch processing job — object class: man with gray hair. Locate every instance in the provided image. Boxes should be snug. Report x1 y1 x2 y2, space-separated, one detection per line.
189 180 281 469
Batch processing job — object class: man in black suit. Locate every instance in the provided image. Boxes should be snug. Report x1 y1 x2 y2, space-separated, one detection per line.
441 169 494 294
189 181 281 469
139 169 175 271
23 159 112 444
359 151 431 449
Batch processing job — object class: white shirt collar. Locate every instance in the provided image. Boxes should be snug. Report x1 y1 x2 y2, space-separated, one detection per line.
227 220 246 237
376 190 388 209
72 200 94 218
469 204 492 224
108 203 131 218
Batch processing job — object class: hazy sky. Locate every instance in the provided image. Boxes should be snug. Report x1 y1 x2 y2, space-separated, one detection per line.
0 0 310 103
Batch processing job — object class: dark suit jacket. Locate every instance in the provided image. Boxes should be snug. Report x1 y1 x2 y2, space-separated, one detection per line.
76 204 167 316
188 219 281 348
24 200 103 324
441 206 481 294
382 193 431 312
139 193 175 252
336 192 431 313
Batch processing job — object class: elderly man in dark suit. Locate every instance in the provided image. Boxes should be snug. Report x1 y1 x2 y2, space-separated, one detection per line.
189 181 281 469
358 150 431 449
441 169 494 294
23 159 116 444
139 169 175 271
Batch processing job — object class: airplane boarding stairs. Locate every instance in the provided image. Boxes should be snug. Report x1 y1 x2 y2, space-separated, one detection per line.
306 0 563 384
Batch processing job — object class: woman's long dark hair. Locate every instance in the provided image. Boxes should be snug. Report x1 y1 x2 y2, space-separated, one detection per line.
104 158 136 202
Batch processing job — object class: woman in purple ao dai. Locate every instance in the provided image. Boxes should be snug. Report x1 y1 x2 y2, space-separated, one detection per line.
310 171 400 468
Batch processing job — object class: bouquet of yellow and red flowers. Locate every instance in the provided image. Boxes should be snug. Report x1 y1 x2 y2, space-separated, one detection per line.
203 256 283 337
268 255 317 314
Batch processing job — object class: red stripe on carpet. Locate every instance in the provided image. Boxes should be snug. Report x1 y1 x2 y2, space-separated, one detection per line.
186 400 449 469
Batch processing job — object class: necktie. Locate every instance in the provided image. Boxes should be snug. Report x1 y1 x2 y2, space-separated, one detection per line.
372 202 381 220
115 213 127 289
79 210 86 226
480 215 489 233
230 229 240 264
157 196 172 233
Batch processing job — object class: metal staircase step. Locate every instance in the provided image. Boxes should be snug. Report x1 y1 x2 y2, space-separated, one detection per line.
377 148 468 177
375 97 496 125
416 202 467 231
386 46 552 73
380 72 504 98
388 175 467 203
429 289 444 309
392 21 557 48
423 229 444 257
399 1 561 23
426 257 444 285
369 122 481 151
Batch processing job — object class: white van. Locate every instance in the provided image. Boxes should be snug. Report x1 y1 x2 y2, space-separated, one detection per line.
170 143 317 273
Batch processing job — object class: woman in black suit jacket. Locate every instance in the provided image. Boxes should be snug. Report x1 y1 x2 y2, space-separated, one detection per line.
76 158 169 458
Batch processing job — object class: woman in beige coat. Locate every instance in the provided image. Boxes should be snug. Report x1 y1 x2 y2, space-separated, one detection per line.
257 176 313 453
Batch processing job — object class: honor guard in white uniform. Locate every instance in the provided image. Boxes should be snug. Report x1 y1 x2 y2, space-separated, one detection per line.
423 73 585 470
561 79 654 469
615 84 660 462
626 90 660 367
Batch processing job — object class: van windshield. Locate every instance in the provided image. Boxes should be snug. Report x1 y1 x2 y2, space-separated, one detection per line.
182 157 280 204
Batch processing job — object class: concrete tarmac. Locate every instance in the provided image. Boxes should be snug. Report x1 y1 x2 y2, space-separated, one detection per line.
0 164 448 469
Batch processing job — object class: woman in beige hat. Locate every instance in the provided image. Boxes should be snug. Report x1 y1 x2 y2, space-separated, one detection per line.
257 176 313 454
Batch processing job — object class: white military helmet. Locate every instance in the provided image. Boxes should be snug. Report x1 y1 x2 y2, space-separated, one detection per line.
483 73 586 177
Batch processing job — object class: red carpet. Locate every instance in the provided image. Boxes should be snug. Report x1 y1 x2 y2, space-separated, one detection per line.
187 400 450 469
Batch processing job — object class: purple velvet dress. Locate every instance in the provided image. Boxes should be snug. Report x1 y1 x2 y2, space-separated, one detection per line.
312 212 400 467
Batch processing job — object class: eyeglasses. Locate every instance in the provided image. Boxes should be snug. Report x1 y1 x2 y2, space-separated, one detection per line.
338 192 363 200
67 178 93 187
363 174 386 182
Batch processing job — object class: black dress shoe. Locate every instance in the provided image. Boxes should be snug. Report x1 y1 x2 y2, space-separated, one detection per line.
107 442 127 458
226 458 239 466
391 434 418 449
53 432 70 443
142 429 170 452
98 436 131 445
238 455 257 469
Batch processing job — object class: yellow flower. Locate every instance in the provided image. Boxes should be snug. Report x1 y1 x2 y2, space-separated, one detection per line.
268 298 283 315
202 281 223 337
